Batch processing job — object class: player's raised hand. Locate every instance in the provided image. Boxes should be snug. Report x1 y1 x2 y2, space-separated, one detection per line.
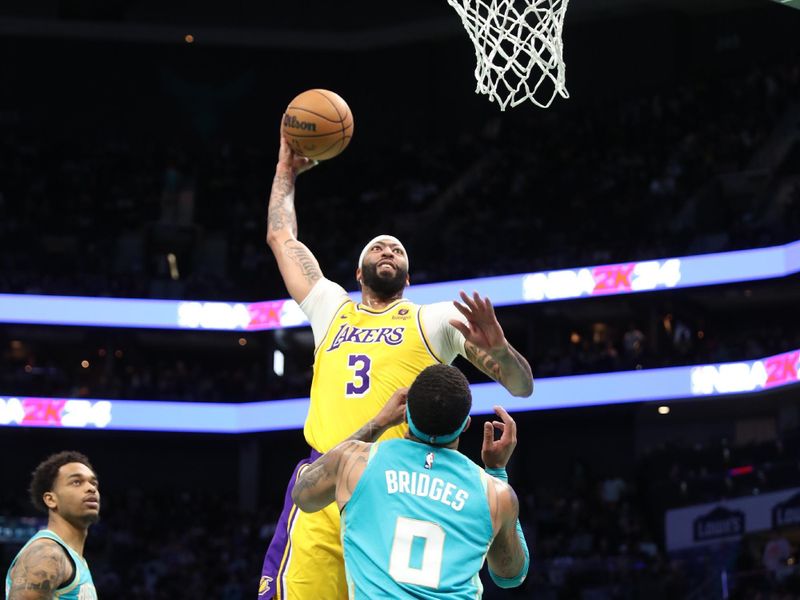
481 405 517 469
375 387 409 429
278 130 318 176
449 291 507 353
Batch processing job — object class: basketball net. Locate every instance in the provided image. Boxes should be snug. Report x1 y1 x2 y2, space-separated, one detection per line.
447 0 570 110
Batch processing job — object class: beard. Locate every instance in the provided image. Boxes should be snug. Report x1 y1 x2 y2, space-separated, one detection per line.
361 261 407 298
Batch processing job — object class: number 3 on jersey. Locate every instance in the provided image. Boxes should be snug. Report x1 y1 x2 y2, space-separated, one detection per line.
346 354 371 397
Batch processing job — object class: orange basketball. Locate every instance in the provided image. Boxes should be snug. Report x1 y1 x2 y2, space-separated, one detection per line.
281 89 354 161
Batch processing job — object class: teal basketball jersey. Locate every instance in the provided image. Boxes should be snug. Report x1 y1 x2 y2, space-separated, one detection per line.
341 439 494 599
5 530 97 600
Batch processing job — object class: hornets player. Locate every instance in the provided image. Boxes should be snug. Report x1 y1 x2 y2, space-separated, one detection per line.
259 136 533 599
6 452 99 600
292 364 529 599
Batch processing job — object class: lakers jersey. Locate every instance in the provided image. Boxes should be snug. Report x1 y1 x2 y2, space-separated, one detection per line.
6 530 97 600
306 299 442 453
341 439 494 599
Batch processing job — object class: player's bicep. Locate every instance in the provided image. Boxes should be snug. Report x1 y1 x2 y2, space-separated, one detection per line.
8 539 72 600
486 484 525 579
292 441 363 512
272 237 324 303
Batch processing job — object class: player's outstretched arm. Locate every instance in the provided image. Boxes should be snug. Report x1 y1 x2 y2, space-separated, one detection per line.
292 440 369 513
482 405 529 587
266 135 322 304
486 482 529 587
7 539 74 600
450 291 533 397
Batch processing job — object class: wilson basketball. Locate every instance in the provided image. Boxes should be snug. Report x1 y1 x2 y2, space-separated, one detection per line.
281 89 354 161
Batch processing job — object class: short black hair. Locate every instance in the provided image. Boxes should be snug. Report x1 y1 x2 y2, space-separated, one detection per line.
29 451 95 513
407 364 472 439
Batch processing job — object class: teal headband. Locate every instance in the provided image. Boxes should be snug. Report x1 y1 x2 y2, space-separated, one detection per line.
406 405 469 445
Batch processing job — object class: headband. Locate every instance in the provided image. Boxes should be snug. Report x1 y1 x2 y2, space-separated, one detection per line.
358 235 408 271
406 405 469 446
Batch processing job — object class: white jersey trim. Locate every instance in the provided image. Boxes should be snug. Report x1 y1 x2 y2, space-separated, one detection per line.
299 279 467 363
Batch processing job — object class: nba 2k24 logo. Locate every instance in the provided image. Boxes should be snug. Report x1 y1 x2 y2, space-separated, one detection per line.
0 398 112 428
522 259 681 301
77 583 97 600
326 325 405 351
283 114 317 131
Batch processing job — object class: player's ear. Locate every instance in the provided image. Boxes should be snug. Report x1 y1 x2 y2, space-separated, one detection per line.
355 267 362 285
462 416 471 433
43 491 57 510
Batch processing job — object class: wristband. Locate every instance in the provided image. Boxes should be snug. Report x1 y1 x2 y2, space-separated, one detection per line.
485 467 508 481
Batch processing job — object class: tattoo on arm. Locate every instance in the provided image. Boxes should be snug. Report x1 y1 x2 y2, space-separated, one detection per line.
465 342 502 381
268 171 298 237
347 419 384 444
465 342 533 396
294 451 339 498
488 485 525 578
293 441 360 511
8 540 72 600
282 240 322 285
341 447 370 497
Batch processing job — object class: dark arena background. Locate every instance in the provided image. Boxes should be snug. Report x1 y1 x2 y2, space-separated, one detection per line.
1 0 800 598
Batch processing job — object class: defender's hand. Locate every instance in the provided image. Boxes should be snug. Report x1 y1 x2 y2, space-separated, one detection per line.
374 387 409 430
481 405 517 469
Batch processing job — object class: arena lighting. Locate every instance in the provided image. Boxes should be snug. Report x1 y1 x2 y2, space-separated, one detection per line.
0 348 796 433
0 239 797 331
728 465 754 477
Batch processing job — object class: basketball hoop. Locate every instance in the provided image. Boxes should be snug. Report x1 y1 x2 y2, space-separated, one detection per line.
447 0 570 110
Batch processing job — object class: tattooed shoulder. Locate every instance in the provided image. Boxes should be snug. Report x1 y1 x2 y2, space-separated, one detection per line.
341 442 371 495
8 539 72 600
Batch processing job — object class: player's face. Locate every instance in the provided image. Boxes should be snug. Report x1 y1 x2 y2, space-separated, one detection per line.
47 463 101 525
359 240 409 297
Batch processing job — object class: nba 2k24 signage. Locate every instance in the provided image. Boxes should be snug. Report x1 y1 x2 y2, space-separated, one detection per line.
0 397 111 428
666 486 800 552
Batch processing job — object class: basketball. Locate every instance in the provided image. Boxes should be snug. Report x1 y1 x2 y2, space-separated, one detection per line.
281 89 354 161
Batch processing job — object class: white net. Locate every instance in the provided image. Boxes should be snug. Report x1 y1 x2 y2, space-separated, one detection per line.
447 0 570 110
